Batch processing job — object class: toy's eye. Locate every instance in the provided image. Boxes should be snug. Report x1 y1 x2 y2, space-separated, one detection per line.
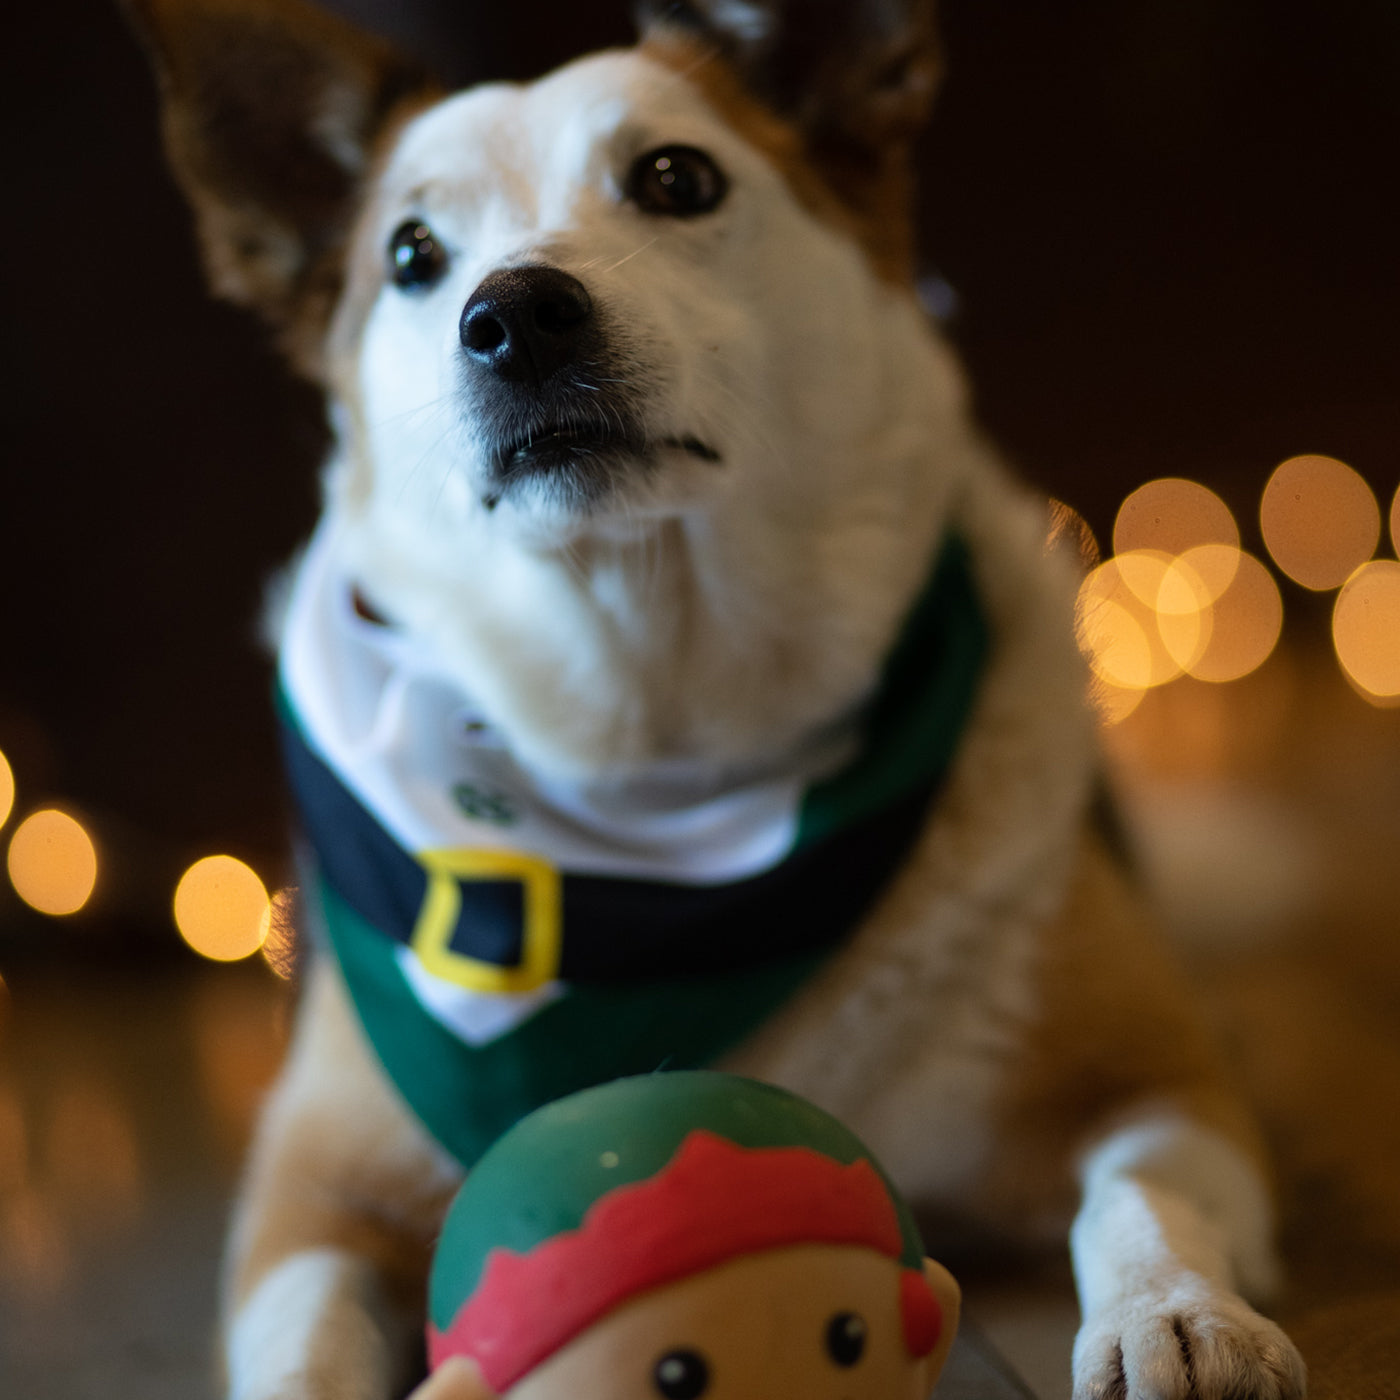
627 145 728 217
652 1347 710 1398
388 220 448 290
824 1311 867 1368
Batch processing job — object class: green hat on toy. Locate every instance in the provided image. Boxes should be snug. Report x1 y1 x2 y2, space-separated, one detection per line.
426 1072 944 1394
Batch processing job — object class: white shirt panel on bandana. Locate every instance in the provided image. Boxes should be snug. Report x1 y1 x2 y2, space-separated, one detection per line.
278 522 829 886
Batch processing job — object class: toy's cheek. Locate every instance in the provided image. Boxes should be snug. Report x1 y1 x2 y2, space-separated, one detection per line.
899 1269 942 1358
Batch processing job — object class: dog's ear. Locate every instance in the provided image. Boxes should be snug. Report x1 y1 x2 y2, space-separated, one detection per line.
124 0 436 377
635 0 940 155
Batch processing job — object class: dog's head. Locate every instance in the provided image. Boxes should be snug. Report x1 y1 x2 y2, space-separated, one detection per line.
130 0 959 540
131 0 985 775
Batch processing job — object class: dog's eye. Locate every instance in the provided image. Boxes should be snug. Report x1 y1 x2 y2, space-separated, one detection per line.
627 145 728 217
388 220 448 290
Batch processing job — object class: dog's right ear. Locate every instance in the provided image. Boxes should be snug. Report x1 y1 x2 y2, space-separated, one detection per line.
124 0 436 377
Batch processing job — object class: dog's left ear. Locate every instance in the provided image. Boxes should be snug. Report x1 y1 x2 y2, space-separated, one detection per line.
124 0 437 377
635 0 940 156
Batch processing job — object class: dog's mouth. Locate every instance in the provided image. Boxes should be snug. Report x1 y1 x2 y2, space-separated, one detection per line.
484 421 721 510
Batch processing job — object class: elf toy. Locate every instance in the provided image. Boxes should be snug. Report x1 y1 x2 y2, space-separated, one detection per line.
410 1072 960 1400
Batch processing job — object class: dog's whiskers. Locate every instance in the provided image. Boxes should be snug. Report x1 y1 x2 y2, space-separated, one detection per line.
599 238 658 274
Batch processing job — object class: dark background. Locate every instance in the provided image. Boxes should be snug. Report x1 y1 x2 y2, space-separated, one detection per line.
3 0 1399 953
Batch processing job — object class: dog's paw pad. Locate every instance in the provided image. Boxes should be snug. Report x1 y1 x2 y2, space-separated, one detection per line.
1073 1291 1306 1400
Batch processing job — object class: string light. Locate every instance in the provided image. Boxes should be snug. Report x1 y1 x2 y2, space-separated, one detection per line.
1184 551 1284 684
173 855 272 963
1260 454 1380 591
7 810 98 916
0 749 13 831
1332 561 1400 703
1078 476 1294 721
1113 478 1239 558
1078 555 1186 690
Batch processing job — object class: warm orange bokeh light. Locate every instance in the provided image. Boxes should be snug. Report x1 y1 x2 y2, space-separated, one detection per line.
1176 542 1243 604
0 749 13 830
173 855 271 962
1184 551 1284 684
1391 483 1399 558
1079 555 1182 691
1260 454 1381 591
1090 678 1147 726
1333 561 1400 702
1113 478 1239 559
7 810 98 916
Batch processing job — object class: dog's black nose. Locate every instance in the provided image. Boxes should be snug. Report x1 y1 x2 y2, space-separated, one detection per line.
459 266 594 386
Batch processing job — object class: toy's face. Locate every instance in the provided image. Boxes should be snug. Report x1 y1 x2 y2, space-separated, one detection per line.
507 1244 956 1400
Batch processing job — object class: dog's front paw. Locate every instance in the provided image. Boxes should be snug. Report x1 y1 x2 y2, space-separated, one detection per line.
1073 1288 1306 1400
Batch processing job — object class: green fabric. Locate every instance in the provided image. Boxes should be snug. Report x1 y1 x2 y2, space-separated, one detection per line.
799 533 987 846
322 880 829 1172
428 1072 926 1329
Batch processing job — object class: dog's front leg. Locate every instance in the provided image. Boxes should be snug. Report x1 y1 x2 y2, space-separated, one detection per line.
226 1248 414 1400
1069 1114 1306 1400
222 961 462 1400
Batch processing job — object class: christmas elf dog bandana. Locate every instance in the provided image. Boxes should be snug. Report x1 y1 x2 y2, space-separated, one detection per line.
276 525 988 1168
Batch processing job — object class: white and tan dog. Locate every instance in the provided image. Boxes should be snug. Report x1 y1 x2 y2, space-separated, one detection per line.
129 1 1306 1397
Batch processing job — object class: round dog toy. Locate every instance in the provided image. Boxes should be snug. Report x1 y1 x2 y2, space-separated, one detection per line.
410 1072 960 1399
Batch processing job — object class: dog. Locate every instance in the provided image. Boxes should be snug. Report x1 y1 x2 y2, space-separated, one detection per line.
127 1 1307 1397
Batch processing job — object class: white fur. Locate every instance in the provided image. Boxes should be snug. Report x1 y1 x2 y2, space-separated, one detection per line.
325 52 969 783
1071 1116 1306 1399
227 1249 409 1400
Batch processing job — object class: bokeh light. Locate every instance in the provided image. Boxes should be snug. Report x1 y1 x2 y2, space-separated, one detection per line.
0 748 13 830
1332 560 1400 703
1391 483 1399 558
1260 454 1381 591
1113 478 1239 558
1090 678 1147 726
7 809 99 916
1184 551 1284 684
1075 551 1187 694
173 855 271 962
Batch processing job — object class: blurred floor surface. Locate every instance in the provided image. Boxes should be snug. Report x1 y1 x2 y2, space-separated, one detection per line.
0 969 1040 1399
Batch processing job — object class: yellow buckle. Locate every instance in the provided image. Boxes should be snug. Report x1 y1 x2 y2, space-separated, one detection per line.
410 849 562 994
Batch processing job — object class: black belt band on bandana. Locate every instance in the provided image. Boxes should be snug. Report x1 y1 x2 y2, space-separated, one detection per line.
277 533 988 1167
280 717 942 982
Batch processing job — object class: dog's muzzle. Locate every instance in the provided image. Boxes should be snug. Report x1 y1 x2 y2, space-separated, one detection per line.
459 265 642 505
460 265 595 389
459 265 718 509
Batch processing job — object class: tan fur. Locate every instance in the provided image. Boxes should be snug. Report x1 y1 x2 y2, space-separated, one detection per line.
974 829 1268 1233
223 962 457 1318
